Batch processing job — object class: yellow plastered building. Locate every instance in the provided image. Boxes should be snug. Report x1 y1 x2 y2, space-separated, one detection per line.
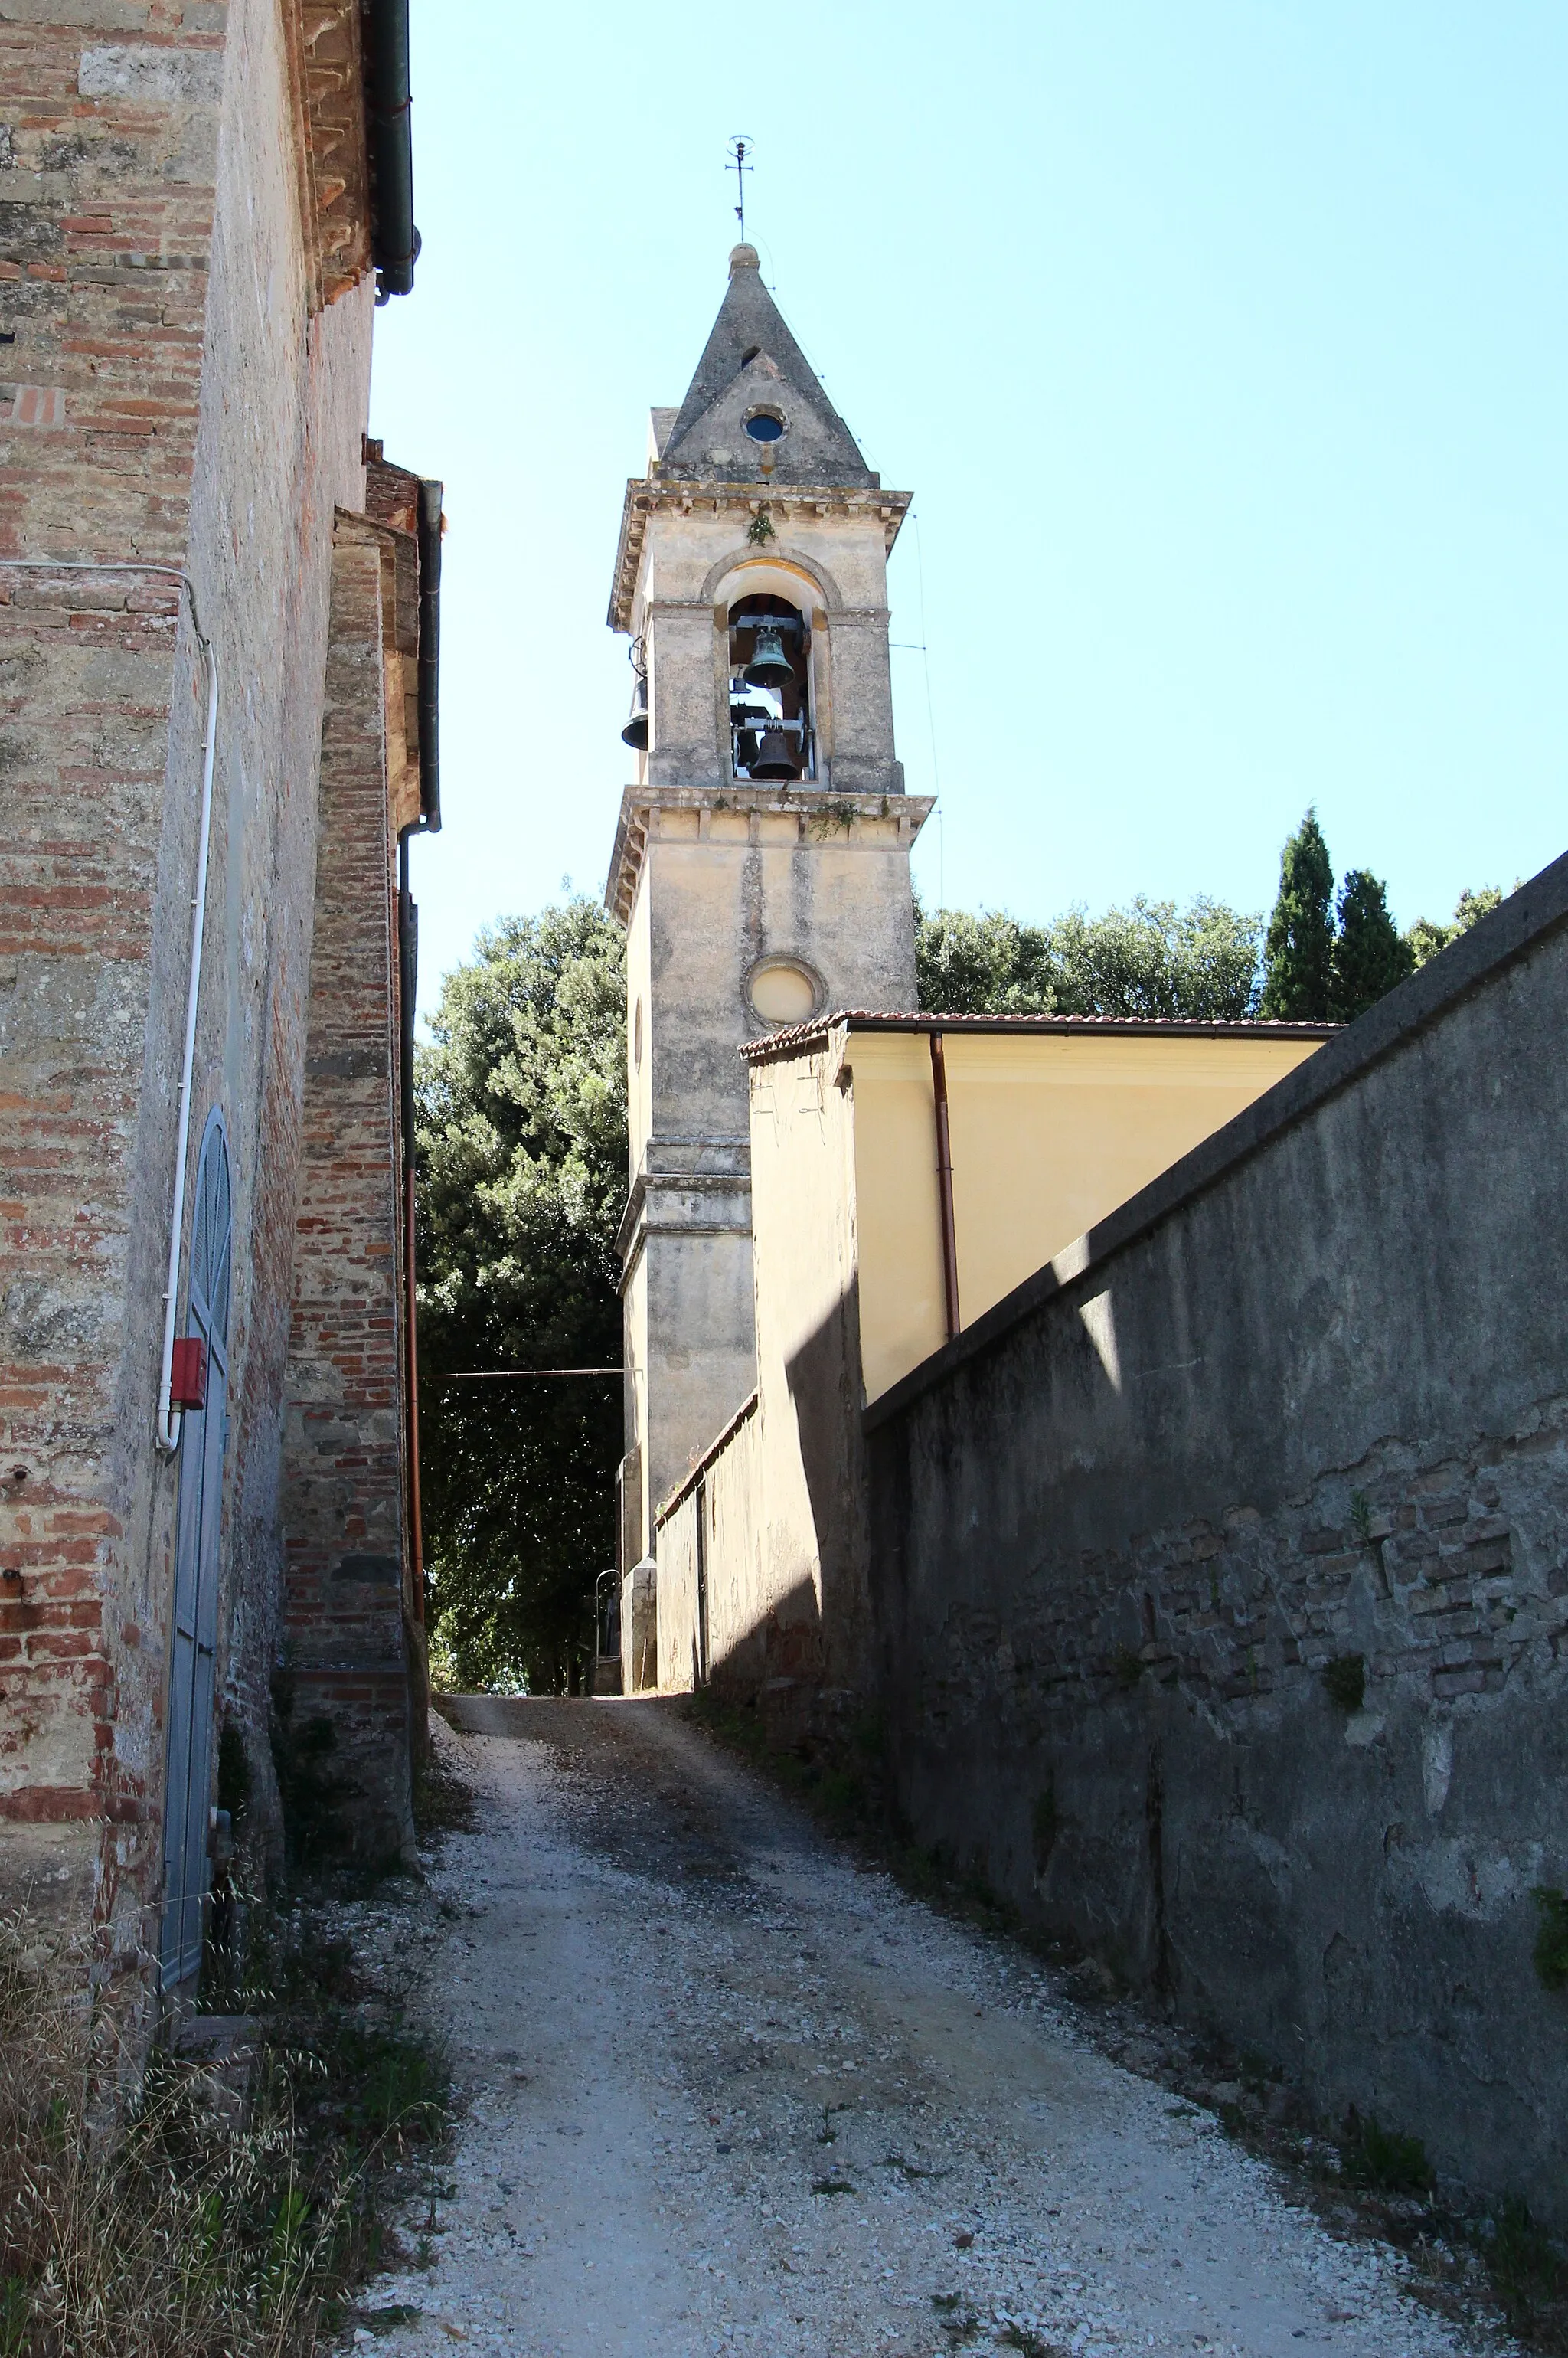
652 1014 1331 1705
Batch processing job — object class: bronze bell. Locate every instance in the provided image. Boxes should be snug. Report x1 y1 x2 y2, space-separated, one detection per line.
620 670 648 751
750 726 802 781
742 621 793 688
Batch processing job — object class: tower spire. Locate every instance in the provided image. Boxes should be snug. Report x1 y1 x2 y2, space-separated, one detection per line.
656 248 877 489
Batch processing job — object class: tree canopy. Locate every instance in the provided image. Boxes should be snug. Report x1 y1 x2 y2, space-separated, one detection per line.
1330 868 1414 1021
916 895 1263 1020
1405 885 1504 970
1256 809 1500 1024
414 898 626 1694
1258 809 1335 1020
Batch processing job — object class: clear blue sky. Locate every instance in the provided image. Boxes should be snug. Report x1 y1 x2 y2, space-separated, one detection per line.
369 1 1567 1019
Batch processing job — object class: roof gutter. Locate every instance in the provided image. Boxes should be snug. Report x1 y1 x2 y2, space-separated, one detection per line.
364 0 419 301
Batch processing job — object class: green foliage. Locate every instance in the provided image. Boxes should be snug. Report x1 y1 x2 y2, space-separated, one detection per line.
1477 2197 1568 2339
1339 2106 1435 2194
1530 1887 1568 1992
415 898 626 1695
1406 884 1504 970
1321 1654 1366 1714
1259 807 1335 1019
1331 868 1415 1021
915 895 1263 1020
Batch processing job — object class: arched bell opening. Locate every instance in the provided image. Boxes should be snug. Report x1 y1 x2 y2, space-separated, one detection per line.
727 592 813 783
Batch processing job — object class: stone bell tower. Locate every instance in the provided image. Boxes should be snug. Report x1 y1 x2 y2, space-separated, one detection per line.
606 244 931 1632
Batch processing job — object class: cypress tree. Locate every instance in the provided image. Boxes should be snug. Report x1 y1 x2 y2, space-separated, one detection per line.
1259 809 1334 1020
1330 868 1414 1021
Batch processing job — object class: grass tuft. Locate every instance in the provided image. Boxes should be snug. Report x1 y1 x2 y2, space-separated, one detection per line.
1321 1654 1367 1714
1338 2106 1434 2195
0 1902 449 2358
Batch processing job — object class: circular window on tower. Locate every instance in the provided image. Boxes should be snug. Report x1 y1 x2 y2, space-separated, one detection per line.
743 407 786 444
746 956 823 1029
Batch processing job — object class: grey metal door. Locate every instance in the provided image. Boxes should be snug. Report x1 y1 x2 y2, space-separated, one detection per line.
159 1111 232 1990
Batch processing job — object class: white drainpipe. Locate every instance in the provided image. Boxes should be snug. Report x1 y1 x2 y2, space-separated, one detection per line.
1 559 219 1453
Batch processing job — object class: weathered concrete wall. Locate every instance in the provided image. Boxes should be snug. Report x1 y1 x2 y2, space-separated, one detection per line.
0 0 371 1976
865 857 1568 2216
277 522 413 1864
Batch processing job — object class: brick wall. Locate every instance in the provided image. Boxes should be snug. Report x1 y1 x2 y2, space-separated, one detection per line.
277 518 415 1865
0 0 372 1996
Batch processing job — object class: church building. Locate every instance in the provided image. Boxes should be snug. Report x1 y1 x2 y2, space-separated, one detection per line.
2 0 440 2020
606 247 1334 1705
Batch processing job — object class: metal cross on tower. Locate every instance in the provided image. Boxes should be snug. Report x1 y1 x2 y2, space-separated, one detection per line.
726 134 753 242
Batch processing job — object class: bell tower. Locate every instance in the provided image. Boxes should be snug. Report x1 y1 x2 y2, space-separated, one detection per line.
607 244 932 1634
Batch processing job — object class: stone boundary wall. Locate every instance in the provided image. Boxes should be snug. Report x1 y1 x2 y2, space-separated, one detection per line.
864 853 1568 2217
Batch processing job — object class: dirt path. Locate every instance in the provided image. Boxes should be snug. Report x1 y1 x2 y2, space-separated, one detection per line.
356 1697 1480 2358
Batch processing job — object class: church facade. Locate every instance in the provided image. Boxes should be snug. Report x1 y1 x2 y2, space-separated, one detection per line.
1 0 437 2015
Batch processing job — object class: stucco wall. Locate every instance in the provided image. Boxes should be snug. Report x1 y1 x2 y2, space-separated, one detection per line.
656 1394 763 1697
864 857 1568 2216
845 1025 1327 1401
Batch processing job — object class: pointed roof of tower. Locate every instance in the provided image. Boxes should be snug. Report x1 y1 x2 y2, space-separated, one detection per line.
657 245 879 489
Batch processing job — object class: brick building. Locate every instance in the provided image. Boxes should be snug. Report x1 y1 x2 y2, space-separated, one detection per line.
1 0 439 2013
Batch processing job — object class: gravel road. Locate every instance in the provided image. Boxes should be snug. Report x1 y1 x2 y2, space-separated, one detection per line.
354 1696 1481 2358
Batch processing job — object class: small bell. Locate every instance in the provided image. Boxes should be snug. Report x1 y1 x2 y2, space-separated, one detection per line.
742 620 793 688
749 726 802 782
620 669 648 751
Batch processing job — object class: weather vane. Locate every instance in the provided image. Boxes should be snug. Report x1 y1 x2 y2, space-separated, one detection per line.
726 134 754 243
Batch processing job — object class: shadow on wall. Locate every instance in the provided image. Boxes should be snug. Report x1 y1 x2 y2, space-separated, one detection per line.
781 1268 874 1699
685 1268 874 1727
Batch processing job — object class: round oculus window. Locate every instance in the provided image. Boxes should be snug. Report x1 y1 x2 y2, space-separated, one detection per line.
743 409 786 443
748 957 819 1027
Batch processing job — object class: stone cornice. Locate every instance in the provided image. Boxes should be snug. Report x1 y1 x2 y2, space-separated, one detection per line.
283 0 374 313
616 1166 755 1283
603 785 934 928
607 479 913 634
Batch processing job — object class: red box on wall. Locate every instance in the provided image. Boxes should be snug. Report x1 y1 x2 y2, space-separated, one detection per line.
169 1337 208 1411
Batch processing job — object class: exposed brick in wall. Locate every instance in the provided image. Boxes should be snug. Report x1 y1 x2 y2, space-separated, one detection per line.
929 1416 1565 1725
278 519 416 1864
0 2 230 1969
0 0 377 1994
